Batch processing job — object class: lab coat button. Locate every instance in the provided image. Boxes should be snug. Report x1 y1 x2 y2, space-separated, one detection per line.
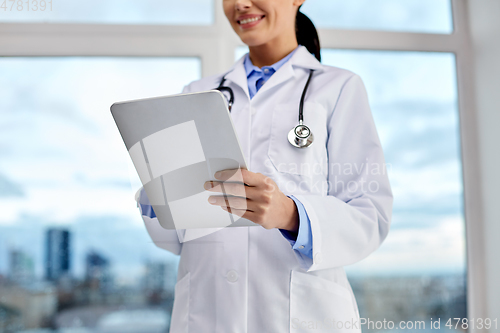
314 252 323 264
226 270 239 282
250 108 256 115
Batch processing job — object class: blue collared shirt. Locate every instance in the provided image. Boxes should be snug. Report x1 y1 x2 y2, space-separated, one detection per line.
243 48 297 99
243 47 313 259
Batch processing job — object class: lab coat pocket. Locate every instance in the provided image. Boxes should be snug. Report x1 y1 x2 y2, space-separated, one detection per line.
268 102 328 177
290 271 360 333
170 272 190 333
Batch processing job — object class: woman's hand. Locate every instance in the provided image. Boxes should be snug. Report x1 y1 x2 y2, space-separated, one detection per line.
203 169 299 232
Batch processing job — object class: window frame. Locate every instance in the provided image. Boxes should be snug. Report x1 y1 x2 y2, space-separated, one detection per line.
0 0 486 327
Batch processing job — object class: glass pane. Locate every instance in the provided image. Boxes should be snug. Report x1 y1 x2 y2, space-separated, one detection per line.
301 0 453 34
235 47 465 330
321 50 465 330
0 57 200 332
0 0 213 25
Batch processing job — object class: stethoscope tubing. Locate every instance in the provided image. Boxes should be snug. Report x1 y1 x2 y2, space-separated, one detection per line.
216 69 315 148
299 70 315 124
216 77 235 112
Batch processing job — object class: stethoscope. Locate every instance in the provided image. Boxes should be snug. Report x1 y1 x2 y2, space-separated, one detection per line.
215 69 315 148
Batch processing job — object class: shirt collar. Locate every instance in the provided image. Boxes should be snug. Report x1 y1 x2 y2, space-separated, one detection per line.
221 45 324 100
243 45 300 78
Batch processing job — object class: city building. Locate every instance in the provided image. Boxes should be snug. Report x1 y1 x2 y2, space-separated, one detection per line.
45 229 71 282
9 249 34 285
143 262 167 293
0 282 57 330
85 250 111 291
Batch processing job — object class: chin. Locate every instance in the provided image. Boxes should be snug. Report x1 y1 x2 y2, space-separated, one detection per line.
241 40 262 48
239 35 268 48
231 25 267 47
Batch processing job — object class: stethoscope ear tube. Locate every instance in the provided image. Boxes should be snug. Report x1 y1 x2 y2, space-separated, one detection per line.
216 77 234 112
216 69 315 148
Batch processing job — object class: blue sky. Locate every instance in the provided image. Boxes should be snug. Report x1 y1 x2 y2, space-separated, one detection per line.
0 1 464 281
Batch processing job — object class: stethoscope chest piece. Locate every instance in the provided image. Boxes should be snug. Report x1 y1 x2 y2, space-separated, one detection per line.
288 122 314 148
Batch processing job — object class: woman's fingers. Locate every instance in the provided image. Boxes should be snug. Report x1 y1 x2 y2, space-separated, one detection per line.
205 168 293 230
204 169 270 197
221 207 268 228
204 168 289 229
213 168 261 187
204 181 257 198
221 206 258 221
208 195 250 211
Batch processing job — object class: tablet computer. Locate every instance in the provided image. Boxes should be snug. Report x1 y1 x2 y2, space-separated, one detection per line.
111 90 257 230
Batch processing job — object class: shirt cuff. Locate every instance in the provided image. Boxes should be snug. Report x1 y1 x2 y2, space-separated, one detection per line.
137 187 156 218
279 195 313 259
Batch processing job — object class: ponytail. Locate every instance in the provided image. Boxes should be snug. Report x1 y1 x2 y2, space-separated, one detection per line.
295 6 321 62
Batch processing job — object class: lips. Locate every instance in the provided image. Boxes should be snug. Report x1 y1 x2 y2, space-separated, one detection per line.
237 15 265 28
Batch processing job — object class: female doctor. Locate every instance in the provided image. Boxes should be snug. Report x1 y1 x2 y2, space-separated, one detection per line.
137 0 393 332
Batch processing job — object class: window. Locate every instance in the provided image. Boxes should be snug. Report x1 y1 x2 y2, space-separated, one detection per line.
0 57 200 331
234 47 466 329
0 0 214 25
321 49 465 327
0 0 482 331
301 0 453 34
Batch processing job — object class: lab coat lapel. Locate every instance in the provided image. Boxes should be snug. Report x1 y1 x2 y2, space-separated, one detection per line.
290 45 324 72
223 55 250 100
250 57 295 102
250 46 324 102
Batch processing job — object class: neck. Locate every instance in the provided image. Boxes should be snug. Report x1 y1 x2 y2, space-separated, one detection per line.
248 38 299 68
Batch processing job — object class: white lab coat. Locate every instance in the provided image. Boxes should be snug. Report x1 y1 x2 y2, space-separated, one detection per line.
138 46 393 332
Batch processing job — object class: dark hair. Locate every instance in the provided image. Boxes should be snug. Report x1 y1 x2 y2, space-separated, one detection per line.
295 6 321 62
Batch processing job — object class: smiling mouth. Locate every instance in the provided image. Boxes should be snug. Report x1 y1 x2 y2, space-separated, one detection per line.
237 16 265 25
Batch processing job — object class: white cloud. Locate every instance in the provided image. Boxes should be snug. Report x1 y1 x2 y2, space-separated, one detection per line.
0 57 200 226
346 216 466 275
